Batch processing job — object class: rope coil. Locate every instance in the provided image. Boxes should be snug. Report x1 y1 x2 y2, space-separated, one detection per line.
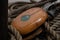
8 0 59 40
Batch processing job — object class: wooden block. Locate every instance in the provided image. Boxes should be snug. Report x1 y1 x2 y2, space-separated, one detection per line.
11 7 48 35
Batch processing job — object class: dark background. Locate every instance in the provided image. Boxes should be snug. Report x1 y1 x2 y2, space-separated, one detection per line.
0 0 8 40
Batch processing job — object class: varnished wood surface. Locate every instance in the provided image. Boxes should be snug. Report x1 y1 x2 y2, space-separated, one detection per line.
11 7 48 35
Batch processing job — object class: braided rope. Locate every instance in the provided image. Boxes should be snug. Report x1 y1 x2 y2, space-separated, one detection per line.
45 13 60 40
8 1 58 40
9 33 16 40
8 25 22 40
8 13 22 40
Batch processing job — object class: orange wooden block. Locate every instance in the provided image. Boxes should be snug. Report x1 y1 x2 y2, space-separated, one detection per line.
11 7 48 35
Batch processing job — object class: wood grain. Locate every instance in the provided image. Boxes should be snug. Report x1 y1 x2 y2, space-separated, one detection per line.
11 7 48 35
